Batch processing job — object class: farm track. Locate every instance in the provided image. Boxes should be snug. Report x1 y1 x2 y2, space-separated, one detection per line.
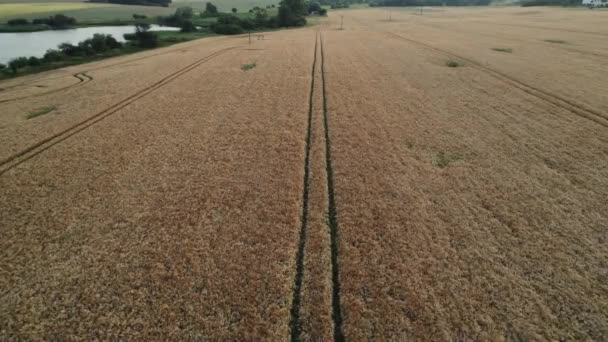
289 30 344 342
0 46 236 176
384 32 608 128
0 45 202 97
320 32 345 342
0 72 93 104
289 30 318 342
410 20 608 60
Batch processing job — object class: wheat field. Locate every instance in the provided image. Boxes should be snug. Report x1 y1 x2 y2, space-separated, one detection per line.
1 7 607 340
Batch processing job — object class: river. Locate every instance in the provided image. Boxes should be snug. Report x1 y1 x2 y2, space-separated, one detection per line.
0 25 179 64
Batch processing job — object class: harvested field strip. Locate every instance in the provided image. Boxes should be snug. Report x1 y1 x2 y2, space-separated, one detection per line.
289 31 318 342
385 32 608 128
0 47 236 176
0 72 92 104
320 32 345 342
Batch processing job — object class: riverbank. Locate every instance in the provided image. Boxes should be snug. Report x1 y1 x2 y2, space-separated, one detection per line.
0 30 214 80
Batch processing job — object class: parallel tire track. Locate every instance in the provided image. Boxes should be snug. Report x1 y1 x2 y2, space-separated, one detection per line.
0 47 236 176
0 72 93 104
320 32 345 342
289 30 318 342
386 32 608 128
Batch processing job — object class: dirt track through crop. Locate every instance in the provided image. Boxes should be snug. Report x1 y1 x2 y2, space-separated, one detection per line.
0 72 93 104
289 31 318 342
320 33 345 342
0 47 236 175
289 31 345 342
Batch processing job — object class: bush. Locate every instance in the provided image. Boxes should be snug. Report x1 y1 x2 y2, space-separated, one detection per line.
123 33 137 41
211 15 245 34
319 8 327 15
135 23 159 47
212 23 243 34
8 57 29 73
278 0 307 27
106 35 122 49
58 42 82 56
175 6 194 19
89 34 109 52
43 49 65 61
232 7 237 13
28 56 42 66
7 18 29 25
308 1 322 13
133 14 148 19
33 14 77 28
180 20 196 32
0 63 6 70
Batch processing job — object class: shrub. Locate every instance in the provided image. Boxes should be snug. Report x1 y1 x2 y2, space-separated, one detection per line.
89 34 109 52
34 14 77 28
252 8 270 27
232 7 238 13
180 20 196 32
8 57 29 73
175 6 194 19
308 1 322 13
240 18 255 30
0 63 6 70
28 56 42 66
123 33 137 41
7 18 29 25
278 0 307 27
319 8 327 15
133 14 148 19
58 42 82 56
135 23 159 47
43 49 64 61
105 35 122 49
446 60 461 67
212 23 243 34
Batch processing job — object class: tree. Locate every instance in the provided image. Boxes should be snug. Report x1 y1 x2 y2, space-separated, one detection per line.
253 8 269 26
175 6 194 19
28 56 42 67
7 18 29 25
134 23 159 47
232 7 237 13
180 20 196 32
308 1 322 13
8 57 29 74
202 2 219 17
278 0 307 27
43 49 64 62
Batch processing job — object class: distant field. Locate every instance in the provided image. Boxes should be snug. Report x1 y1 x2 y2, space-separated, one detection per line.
0 0 279 22
0 2 114 20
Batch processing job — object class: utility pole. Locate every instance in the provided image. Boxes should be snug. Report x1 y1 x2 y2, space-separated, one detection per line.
388 10 391 21
340 15 344 29
248 31 251 44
